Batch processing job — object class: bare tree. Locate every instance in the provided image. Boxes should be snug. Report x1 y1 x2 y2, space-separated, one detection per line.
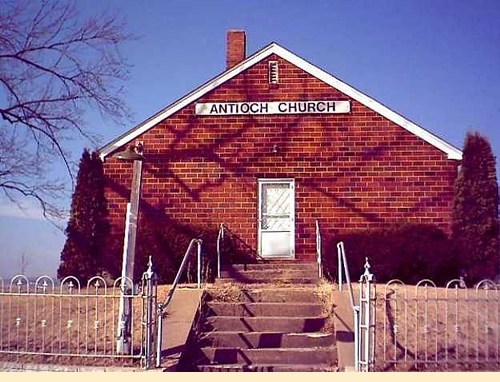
0 0 134 219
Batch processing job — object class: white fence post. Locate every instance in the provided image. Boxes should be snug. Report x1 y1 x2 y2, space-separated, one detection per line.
354 306 361 371
141 256 157 369
358 258 375 372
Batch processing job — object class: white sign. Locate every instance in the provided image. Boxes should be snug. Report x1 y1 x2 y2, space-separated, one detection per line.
195 100 350 115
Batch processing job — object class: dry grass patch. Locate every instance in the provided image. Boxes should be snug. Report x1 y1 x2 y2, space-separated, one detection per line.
315 280 337 334
205 283 244 302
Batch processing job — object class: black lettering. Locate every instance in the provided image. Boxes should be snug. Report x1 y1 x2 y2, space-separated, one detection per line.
219 104 228 114
278 102 288 113
210 104 218 114
288 102 298 113
250 103 260 113
326 101 336 112
316 102 325 112
240 103 249 113
260 103 269 113
307 102 316 113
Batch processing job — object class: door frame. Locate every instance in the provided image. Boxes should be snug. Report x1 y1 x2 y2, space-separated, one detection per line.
257 178 295 259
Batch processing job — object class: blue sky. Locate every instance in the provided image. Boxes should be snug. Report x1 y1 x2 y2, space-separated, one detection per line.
1 0 499 278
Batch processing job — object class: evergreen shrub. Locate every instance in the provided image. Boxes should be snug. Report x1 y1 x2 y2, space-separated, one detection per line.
58 150 109 283
323 223 458 286
452 132 500 284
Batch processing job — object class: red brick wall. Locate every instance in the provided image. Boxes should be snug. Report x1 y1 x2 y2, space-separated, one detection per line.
226 30 246 69
103 54 459 262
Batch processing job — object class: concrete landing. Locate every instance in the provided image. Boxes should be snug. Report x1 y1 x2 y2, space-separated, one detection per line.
159 287 204 371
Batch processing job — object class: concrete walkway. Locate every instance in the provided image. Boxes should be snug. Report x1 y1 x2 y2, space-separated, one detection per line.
159 287 204 371
331 289 356 372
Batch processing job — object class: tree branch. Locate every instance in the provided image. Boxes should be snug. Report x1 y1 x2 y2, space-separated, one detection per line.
0 0 136 221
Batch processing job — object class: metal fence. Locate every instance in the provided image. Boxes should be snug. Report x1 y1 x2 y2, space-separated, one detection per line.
0 261 157 369
373 278 500 371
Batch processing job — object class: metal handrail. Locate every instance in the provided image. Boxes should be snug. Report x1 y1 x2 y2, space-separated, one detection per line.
216 223 224 279
336 241 356 308
336 241 361 371
315 220 322 278
155 238 203 367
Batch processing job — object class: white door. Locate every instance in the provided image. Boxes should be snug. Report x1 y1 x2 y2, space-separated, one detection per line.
258 179 295 259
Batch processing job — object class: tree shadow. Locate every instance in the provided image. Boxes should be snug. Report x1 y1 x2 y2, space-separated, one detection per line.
381 289 415 370
104 57 456 269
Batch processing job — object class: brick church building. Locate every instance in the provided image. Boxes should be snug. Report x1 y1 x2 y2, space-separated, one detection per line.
100 31 462 265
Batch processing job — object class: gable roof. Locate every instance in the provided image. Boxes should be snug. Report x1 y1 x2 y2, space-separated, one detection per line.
100 42 462 160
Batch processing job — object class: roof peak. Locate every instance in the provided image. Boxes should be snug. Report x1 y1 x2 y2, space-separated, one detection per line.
100 41 461 161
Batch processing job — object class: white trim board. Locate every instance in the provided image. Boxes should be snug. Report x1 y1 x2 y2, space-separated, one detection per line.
100 42 462 161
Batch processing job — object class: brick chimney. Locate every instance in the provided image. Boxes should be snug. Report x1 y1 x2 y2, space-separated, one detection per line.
226 30 246 69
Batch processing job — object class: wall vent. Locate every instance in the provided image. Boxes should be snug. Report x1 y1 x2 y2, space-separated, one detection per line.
268 61 279 85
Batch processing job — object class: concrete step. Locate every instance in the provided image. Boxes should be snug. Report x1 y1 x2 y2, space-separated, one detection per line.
207 302 323 317
204 316 327 332
208 287 322 303
195 346 336 365
199 331 335 349
182 281 338 372
223 263 319 271
220 268 319 280
196 363 338 372
215 277 318 285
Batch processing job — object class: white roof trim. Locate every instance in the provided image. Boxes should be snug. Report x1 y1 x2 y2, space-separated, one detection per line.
100 43 462 160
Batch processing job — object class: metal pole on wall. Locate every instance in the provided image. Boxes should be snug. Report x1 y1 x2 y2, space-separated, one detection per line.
116 203 131 353
125 158 143 284
114 144 144 354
